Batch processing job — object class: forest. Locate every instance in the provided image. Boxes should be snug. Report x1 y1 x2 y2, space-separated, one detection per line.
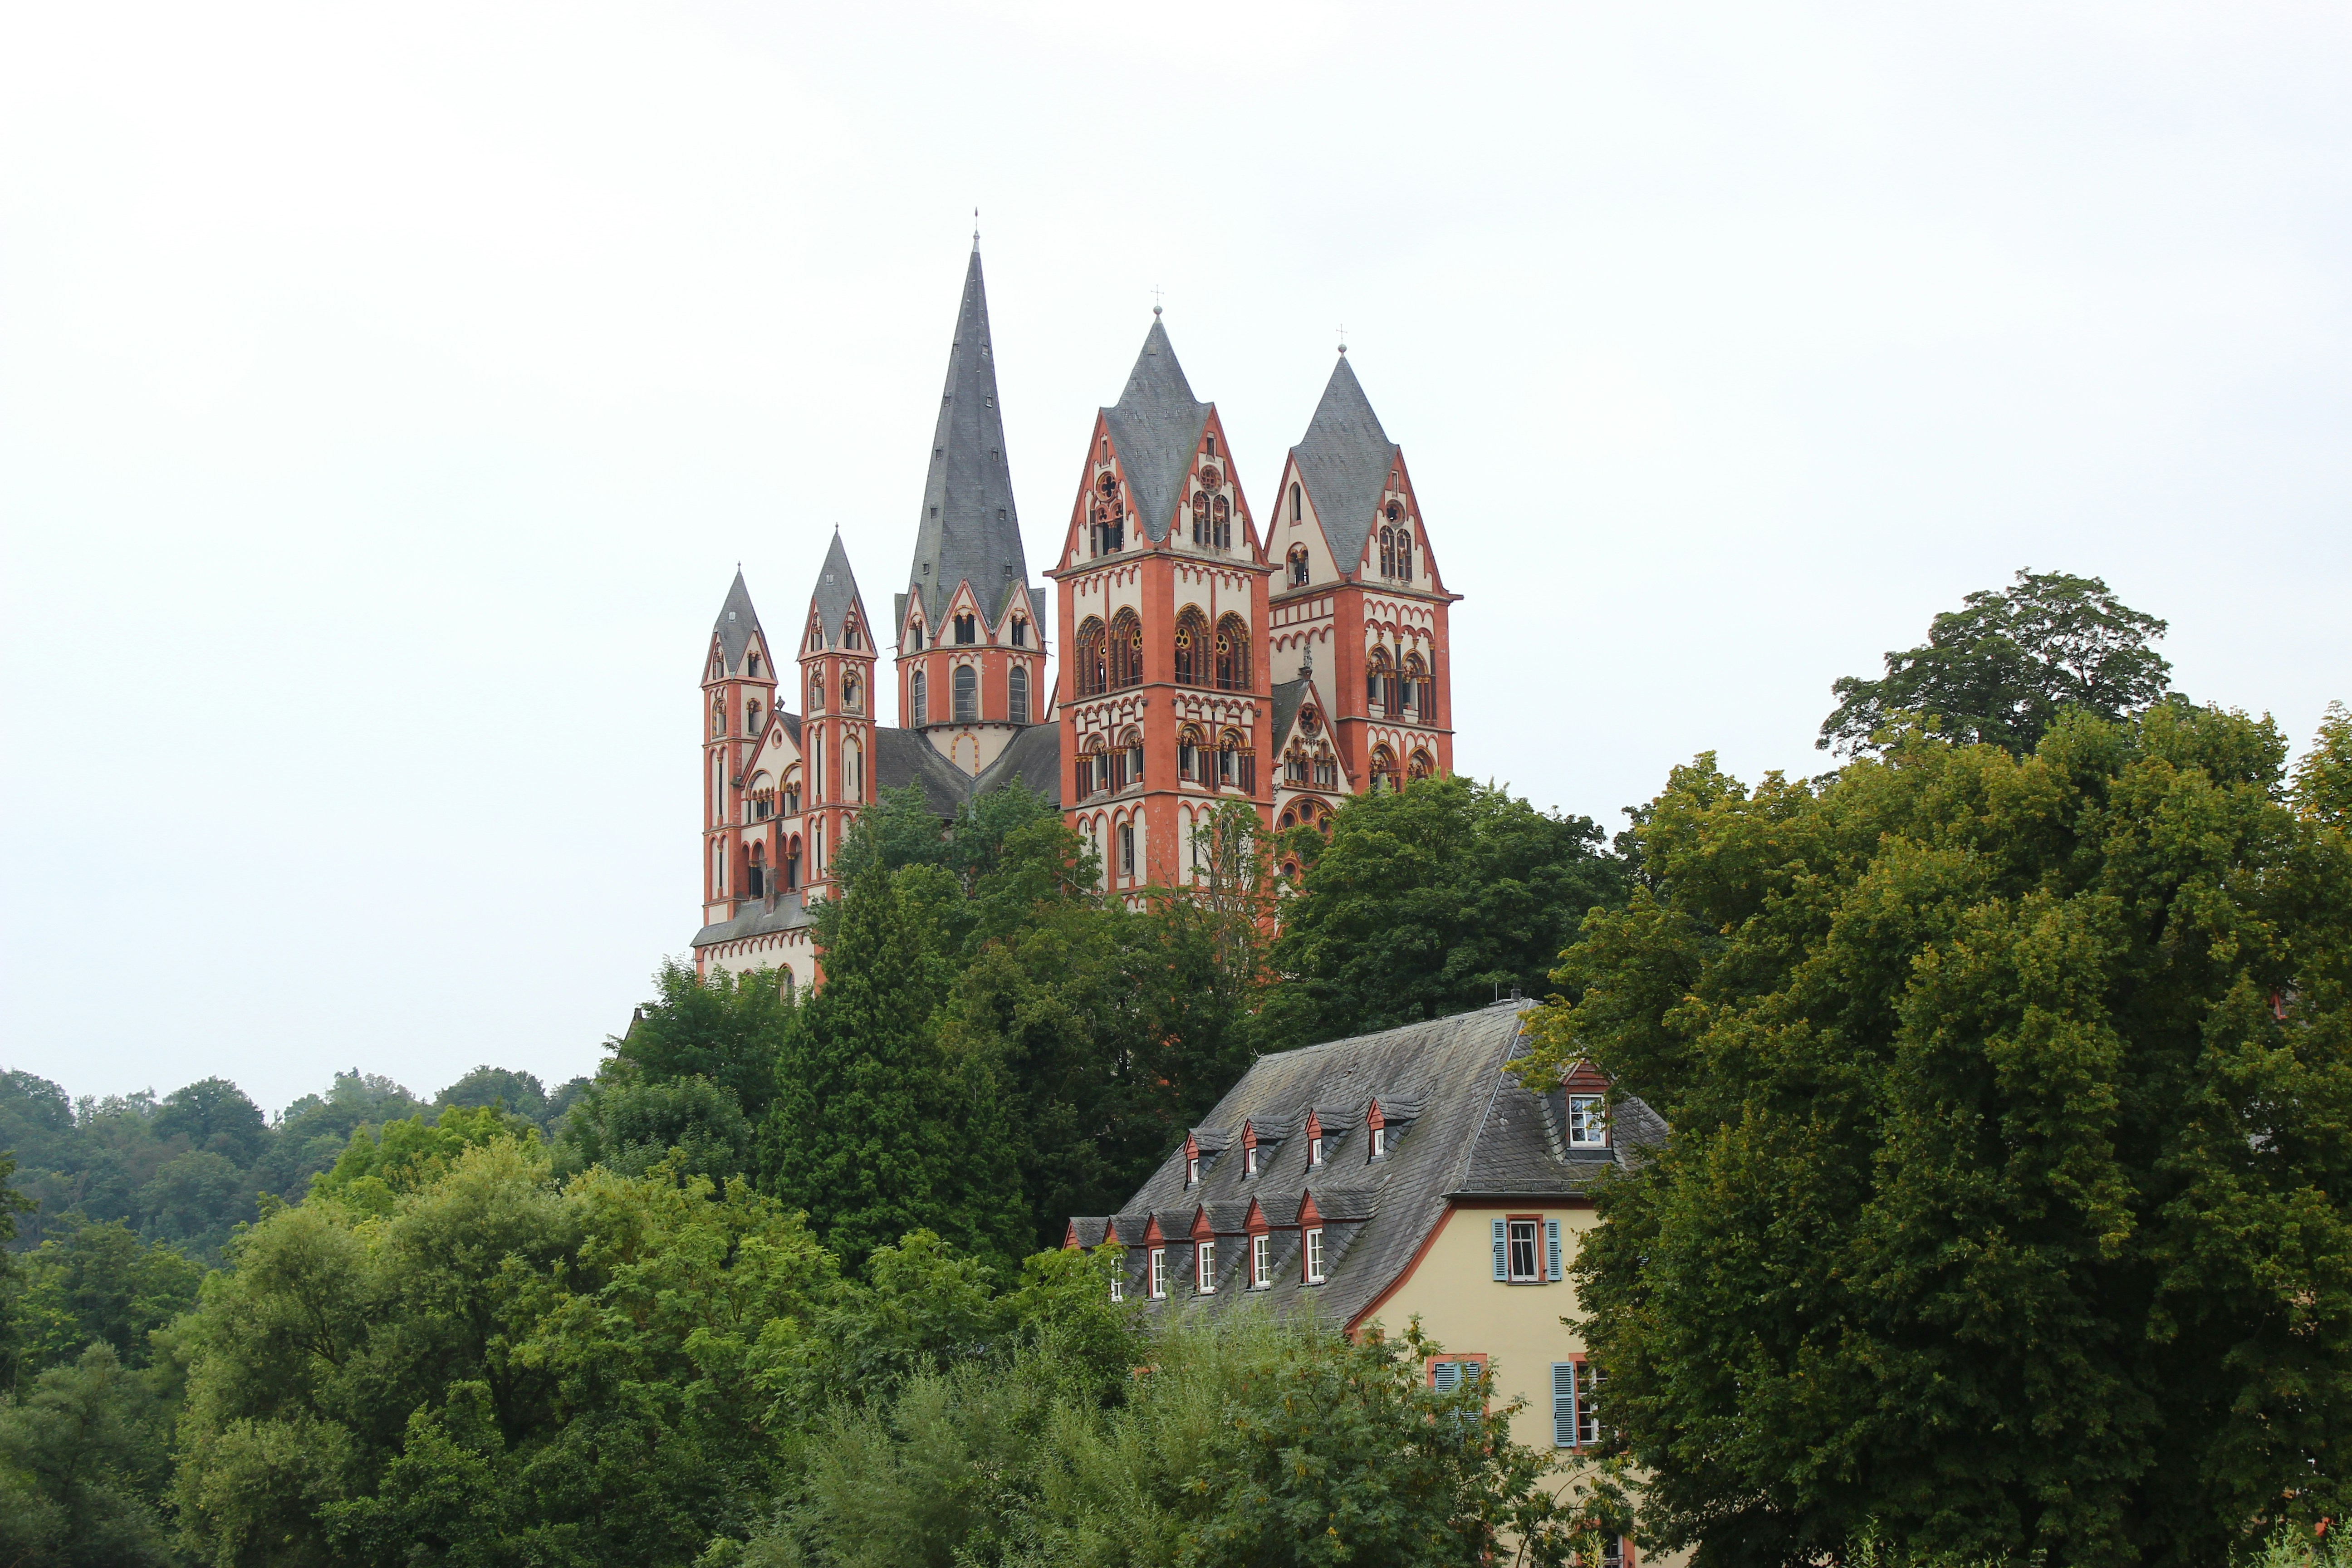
3 571 2349 1568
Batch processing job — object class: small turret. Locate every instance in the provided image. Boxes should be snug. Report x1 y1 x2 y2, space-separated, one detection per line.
701 570 777 927
798 531 877 896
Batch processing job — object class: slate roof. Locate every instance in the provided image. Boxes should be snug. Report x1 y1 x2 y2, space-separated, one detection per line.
908 244 1031 629
1102 317 1211 544
873 725 980 817
691 891 811 946
1068 1000 1664 1329
711 570 764 671
810 531 868 648
1290 355 1399 580
973 721 1063 807
1270 677 1308 752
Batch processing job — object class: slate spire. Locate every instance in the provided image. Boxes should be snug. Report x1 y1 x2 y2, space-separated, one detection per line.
710 568 764 672
809 528 867 648
1290 353 1401 577
1102 314 1210 544
908 244 1029 628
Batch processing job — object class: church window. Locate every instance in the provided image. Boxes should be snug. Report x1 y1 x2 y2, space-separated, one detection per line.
1118 819 1135 877
1178 724 1204 783
1122 727 1145 790
1108 610 1143 690
1205 433 1217 457
748 652 762 677
1314 750 1338 789
813 818 824 877
1288 545 1309 586
785 836 801 890
711 697 725 737
910 670 928 725
1290 483 1302 522
954 614 975 645
1075 617 1108 697
783 768 801 815
810 734 823 802
1192 491 1211 547
749 843 767 896
1213 614 1250 691
1400 652 1427 719
1173 607 1207 686
908 620 924 651
842 672 861 711
808 671 824 712
746 699 761 735
1010 617 1027 647
1080 740 1107 797
1212 495 1231 550
713 841 725 892
1371 745 1399 793
953 664 978 721
1396 531 1412 580
1366 647 1395 715
1408 748 1434 782
1009 664 1029 725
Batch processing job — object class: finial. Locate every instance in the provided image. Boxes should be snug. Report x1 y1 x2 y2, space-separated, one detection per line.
1337 323 1348 355
1152 283 1164 318
972 207 980 248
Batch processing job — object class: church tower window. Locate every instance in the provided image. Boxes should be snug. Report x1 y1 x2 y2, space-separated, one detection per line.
1290 482 1301 522
842 672 862 711
1173 607 1207 687
907 619 924 651
746 700 761 735
1192 491 1211 547
954 664 978 721
1010 617 1027 647
1009 664 1029 725
1178 725 1203 783
783 768 801 815
808 671 825 712
955 613 977 645
1075 618 1107 697
1287 545 1309 586
1371 745 1399 792
910 670 928 725
1212 495 1231 550
1408 747 1435 782
1109 610 1144 690
785 836 801 890
1366 647 1395 715
1213 614 1250 691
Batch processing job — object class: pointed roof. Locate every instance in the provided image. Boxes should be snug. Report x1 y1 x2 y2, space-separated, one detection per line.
711 570 765 671
1102 315 1211 544
808 530 868 649
1290 354 1401 578
909 244 1031 627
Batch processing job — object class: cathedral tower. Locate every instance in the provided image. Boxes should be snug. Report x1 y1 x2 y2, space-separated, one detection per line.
797 530 877 898
896 240 1048 777
1264 350 1458 804
1050 313 1274 892
701 570 777 928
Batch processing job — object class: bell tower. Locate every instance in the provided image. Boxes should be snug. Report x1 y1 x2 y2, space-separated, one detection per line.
895 237 1048 777
797 530 877 899
701 570 776 928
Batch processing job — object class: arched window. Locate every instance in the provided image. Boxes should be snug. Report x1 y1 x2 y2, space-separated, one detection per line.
1370 745 1399 792
713 840 725 892
954 613 977 645
809 732 823 803
843 617 862 651
1408 748 1435 782
808 671 824 712
848 739 864 800
1216 728 1252 792
1287 545 1309 587
1366 647 1395 715
1080 738 1108 797
749 842 767 896
1401 652 1427 720
1173 606 1208 687
1075 617 1108 697
1192 491 1212 547
907 619 925 651
746 699 761 735
1178 724 1204 783
953 664 978 720
1289 482 1301 522
1214 613 1250 691
785 835 802 890
710 697 725 737
1108 610 1143 690
1396 530 1411 580
1314 749 1338 789
910 670 928 725
783 767 801 815
1212 495 1231 550
1010 617 1027 647
1009 664 1029 725
748 652 763 677
841 672 861 712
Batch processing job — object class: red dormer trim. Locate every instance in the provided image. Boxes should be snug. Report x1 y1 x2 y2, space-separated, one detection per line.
1102 1218 1124 1249
1297 1190 1324 1228
1304 1109 1323 1141
1240 1121 1258 1155
1189 1206 1215 1243
1141 1215 1166 1246
1062 1220 1080 1250
1366 1099 1387 1132
1560 1060 1611 1095
1184 1131 1200 1160
1243 1197 1270 1236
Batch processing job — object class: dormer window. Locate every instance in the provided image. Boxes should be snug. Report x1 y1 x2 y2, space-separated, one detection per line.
1185 1153 1200 1187
954 614 976 645
1250 1234 1271 1289
1370 1126 1387 1159
1109 1272 1125 1303
1243 1144 1258 1179
1309 1134 1323 1166
1196 1240 1217 1294
1304 1227 1326 1284
1148 1247 1167 1298
1568 1095 1609 1148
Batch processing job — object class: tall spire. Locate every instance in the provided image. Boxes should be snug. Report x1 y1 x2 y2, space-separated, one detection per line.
1101 315 1210 543
1290 354 1400 575
809 529 868 648
908 244 1029 627
710 568 764 671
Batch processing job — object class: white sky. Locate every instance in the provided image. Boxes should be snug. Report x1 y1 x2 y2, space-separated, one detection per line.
4 2 2348 1114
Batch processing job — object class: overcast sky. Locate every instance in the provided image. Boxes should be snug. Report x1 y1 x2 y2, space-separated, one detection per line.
4 2 2347 1115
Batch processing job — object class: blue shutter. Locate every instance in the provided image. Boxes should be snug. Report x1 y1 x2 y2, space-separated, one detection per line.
1553 1362 1577 1447
1432 1360 1460 1392
1546 1217 1563 1281
1491 1218 1508 1281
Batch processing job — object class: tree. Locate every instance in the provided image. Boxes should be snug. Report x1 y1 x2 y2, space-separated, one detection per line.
0 1343 177 1568
1818 568 2174 757
762 863 1029 1273
1519 707 2352 1567
1263 776 1626 1050
11 1221 202 1374
434 1065 551 1125
614 958 796 1124
305 1101 539 1214
2294 700 2352 828
550 1071 754 1181
152 1077 270 1166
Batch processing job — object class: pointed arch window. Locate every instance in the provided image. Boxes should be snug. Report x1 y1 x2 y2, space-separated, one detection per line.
783 767 802 816
808 670 825 712
1289 482 1302 522
1010 617 1027 648
848 738 865 800
1178 724 1205 783
1408 747 1435 782
1192 491 1212 548
1366 647 1395 715
1009 664 1029 725
1213 614 1250 692
1075 617 1108 697
1287 545 1309 587
1108 610 1144 690
1400 652 1427 720
841 672 861 712
907 620 925 651
953 664 978 721
1212 495 1231 550
1173 607 1208 687
710 696 725 737
1370 744 1399 793
785 834 802 890
910 670 928 725
954 613 977 645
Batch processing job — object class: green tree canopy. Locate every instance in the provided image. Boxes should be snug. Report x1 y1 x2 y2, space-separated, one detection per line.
551 1070 754 1181
1521 706 2352 1567
1819 568 2175 757
614 958 797 1123
0 1343 176 1568
434 1064 550 1124
1262 776 1626 1049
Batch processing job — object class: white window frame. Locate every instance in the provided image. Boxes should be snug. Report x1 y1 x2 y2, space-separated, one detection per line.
1308 1134 1323 1166
1370 1126 1387 1159
1507 1218 1541 1283
1243 1145 1258 1179
1304 1227 1325 1284
1250 1233 1271 1289
1185 1154 1200 1187
1568 1094 1608 1148
1148 1247 1167 1299
1196 1240 1217 1294
1109 1271 1125 1303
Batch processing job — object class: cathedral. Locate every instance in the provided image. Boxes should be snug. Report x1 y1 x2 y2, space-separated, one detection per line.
692 242 1459 990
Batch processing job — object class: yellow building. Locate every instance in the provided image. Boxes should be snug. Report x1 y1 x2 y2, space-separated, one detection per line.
1064 999 1660 1563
